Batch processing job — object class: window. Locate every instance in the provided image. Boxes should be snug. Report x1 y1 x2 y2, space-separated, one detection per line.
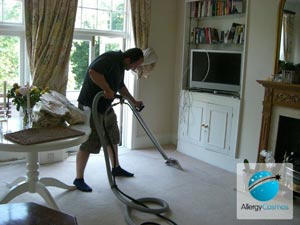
0 0 23 23
0 0 25 91
68 1 133 147
67 0 131 97
76 0 126 31
0 0 131 92
0 1 134 143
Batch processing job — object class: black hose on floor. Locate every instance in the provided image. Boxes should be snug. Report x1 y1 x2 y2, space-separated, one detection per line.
92 92 177 225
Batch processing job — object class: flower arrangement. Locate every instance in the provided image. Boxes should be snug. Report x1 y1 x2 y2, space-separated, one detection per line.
6 83 49 127
7 83 49 111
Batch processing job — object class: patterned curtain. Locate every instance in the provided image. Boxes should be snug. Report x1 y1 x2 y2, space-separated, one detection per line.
24 0 78 95
130 0 151 49
130 0 157 79
281 11 295 62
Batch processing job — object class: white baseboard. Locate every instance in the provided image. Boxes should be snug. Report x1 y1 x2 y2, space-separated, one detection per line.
177 139 239 173
132 133 173 149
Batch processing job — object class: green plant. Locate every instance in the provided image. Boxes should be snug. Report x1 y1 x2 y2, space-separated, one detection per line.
281 61 296 71
295 63 300 72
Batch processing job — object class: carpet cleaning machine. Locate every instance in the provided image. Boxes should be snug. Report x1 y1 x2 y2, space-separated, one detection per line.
92 92 183 225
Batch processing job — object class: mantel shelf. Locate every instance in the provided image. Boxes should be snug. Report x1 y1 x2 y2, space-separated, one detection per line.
257 80 300 93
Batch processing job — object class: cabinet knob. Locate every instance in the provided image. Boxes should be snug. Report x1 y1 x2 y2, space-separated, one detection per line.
201 124 208 128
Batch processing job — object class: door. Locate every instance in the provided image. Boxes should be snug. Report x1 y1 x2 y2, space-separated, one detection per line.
187 101 206 146
205 103 233 154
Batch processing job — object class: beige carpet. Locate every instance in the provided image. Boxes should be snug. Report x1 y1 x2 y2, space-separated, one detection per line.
0 145 299 225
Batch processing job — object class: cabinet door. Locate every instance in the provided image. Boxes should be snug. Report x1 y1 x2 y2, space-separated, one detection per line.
187 101 206 145
204 103 233 154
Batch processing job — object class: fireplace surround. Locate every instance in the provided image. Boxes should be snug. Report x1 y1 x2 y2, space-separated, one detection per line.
257 80 300 162
258 80 300 195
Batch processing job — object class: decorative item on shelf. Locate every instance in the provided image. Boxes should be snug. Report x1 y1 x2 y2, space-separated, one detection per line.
6 83 49 128
279 60 300 84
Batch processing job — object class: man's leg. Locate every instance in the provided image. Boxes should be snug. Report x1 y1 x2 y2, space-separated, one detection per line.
76 150 90 178
108 144 134 177
73 150 93 192
107 144 119 168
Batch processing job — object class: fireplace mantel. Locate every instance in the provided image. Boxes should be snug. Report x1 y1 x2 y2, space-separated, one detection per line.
257 80 300 162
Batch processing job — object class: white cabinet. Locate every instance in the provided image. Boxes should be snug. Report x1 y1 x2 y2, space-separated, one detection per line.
178 91 239 158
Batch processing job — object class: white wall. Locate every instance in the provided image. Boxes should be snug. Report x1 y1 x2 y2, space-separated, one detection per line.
237 0 280 163
132 0 179 148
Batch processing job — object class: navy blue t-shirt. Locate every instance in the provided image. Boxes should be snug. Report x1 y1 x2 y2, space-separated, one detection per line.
78 51 125 113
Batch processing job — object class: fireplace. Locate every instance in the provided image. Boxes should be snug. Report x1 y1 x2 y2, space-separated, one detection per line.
258 80 300 195
275 116 300 162
257 80 300 161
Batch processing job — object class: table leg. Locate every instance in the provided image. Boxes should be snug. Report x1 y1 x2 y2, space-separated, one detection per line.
6 176 27 188
0 151 74 211
0 181 29 203
0 181 59 211
40 177 76 190
35 181 59 210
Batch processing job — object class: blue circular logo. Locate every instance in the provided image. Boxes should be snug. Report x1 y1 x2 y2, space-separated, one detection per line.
248 171 280 202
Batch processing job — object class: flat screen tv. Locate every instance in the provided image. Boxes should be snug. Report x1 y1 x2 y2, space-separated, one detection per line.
189 49 242 95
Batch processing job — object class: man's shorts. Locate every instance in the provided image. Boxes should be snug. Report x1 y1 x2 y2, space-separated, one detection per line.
79 108 120 154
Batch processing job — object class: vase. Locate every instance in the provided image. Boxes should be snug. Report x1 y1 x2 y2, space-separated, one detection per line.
282 70 300 84
23 108 32 129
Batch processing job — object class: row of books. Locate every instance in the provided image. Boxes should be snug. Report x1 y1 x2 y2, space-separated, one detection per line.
191 0 243 18
190 23 244 45
191 27 219 44
227 22 244 44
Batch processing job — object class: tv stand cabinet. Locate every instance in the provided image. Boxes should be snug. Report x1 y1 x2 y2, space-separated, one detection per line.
177 91 240 168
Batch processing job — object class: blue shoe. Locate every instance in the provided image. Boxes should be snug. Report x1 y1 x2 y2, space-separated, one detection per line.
112 166 134 177
73 178 92 192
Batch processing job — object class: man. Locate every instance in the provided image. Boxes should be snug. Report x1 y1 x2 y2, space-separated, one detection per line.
73 48 144 192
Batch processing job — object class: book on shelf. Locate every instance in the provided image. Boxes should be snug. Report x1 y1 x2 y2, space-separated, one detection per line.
192 27 219 45
191 23 244 45
191 0 243 18
211 28 219 44
227 22 244 44
231 0 243 14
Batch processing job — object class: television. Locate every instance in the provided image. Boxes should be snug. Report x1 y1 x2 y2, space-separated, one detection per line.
189 49 242 96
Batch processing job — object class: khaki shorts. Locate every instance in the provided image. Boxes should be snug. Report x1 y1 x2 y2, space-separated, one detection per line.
79 108 120 154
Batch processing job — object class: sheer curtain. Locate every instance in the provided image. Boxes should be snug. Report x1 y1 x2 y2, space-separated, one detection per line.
24 0 78 94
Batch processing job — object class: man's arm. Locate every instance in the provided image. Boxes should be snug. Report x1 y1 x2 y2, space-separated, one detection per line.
89 69 114 99
119 86 143 107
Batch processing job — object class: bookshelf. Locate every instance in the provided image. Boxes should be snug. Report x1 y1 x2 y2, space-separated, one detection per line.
182 0 247 89
177 0 247 163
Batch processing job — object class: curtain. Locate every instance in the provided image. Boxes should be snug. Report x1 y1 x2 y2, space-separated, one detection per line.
130 0 157 79
130 0 151 49
281 11 295 62
25 0 78 95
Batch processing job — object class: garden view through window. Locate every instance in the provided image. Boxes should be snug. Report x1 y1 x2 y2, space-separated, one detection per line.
0 0 130 93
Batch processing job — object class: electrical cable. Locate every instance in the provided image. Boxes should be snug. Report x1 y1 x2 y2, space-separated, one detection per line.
92 92 178 225
201 50 210 82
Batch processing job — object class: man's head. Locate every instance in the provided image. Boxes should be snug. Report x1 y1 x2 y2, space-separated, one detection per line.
123 48 144 70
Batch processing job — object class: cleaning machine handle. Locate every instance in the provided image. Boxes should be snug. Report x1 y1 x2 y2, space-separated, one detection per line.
115 94 145 112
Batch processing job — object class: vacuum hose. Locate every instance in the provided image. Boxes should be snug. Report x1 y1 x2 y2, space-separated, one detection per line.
92 92 174 225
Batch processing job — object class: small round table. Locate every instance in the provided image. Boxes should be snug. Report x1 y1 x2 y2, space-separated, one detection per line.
0 109 91 211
